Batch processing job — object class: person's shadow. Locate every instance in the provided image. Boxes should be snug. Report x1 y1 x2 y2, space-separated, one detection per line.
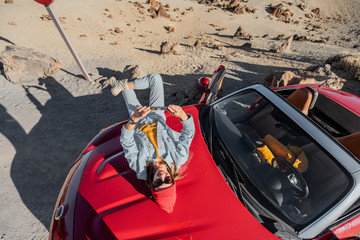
2 76 124 229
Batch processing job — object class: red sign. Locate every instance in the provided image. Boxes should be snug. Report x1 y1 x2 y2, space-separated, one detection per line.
34 0 54 5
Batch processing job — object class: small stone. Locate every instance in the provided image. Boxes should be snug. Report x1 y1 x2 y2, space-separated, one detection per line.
59 17 66 24
312 8 320 16
108 14 113 19
194 39 202 47
79 34 87 38
298 4 306 11
233 26 248 38
114 27 123 34
165 25 175 33
161 42 183 55
41 15 52 21
8 22 16 26
276 34 286 40
5 0 13 3
111 41 122 46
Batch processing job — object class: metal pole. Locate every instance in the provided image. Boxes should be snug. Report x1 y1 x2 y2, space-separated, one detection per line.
45 5 93 83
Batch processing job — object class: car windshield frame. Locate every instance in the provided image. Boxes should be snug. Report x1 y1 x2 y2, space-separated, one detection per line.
201 84 360 239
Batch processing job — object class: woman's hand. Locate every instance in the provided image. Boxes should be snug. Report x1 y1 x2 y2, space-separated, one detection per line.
131 105 151 122
125 105 151 130
167 105 188 121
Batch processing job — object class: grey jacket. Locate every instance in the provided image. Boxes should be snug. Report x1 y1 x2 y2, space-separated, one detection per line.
120 113 195 180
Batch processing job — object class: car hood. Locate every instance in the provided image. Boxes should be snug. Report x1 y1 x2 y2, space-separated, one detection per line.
77 105 279 239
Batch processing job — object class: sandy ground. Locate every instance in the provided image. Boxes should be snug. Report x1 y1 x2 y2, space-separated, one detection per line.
0 0 359 239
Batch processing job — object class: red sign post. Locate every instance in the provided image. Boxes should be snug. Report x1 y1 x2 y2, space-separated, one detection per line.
34 0 93 83
34 0 54 5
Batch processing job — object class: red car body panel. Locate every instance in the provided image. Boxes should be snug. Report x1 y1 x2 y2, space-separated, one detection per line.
332 214 360 239
76 105 279 239
273 84 360 116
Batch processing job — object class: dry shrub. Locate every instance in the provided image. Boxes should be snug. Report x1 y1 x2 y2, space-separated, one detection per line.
326 54 360 81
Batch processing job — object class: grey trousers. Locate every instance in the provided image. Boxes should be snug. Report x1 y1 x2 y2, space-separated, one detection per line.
122 74 165 123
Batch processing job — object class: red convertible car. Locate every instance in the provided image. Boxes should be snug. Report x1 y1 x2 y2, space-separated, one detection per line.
49 66 360 240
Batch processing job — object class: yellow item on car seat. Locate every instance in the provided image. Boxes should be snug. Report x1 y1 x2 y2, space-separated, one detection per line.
257 145 276 164
262 134 309 173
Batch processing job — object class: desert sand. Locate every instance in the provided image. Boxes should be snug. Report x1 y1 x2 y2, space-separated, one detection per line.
0 0 359 239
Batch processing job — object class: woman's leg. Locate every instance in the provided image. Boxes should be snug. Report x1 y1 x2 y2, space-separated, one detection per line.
121 84 140 117
133 74 164 108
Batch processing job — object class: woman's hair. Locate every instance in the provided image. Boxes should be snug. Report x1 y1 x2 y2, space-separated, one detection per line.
146 159 181 189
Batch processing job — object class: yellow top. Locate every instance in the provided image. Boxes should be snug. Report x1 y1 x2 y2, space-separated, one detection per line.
139 122 160 158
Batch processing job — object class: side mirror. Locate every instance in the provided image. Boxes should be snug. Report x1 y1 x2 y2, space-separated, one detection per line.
34 0 54 5
198 77 210 90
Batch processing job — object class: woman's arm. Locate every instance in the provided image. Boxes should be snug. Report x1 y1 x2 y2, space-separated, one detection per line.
120 105 151 180
167 105 196 167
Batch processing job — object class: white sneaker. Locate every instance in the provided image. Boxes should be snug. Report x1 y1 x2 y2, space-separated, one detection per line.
110 77 129 96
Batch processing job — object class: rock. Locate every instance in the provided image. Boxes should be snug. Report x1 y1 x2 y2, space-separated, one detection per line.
5 0 13 3
111 41 122 46
165 25 175 33
275 34 286 40
194 39 202 47
314 64 332 76
293 34 308 41
114 27 123 34
304 13 313 19
276 35 294 53
298 4 306 11
233 26 248 38
147 0 161 8
148 6 156 14
123 65 146 80
149 4 170 18
326 54 360 81
264 67 345 90
0 45 61 85
41 15 52 21
233 5 256 14
134 2 145 8
312 8 320 16
269 3 293 23
160 42 183 55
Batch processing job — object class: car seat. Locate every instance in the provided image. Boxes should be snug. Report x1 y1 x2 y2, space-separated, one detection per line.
286 88 314 115
337 132 360 160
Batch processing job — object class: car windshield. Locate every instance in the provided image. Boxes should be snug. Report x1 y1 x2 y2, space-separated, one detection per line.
207 89 351 228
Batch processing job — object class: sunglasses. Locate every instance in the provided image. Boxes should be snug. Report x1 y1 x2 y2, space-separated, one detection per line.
153 176 174 188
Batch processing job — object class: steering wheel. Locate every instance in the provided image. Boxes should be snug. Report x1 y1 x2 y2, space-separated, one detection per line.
272 157 309 199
